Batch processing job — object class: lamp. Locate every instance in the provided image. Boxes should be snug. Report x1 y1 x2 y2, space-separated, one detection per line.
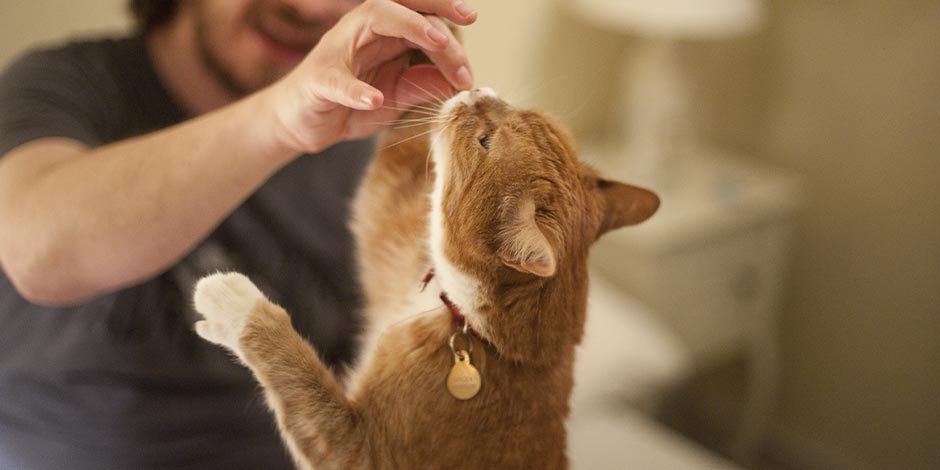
568 0 765 187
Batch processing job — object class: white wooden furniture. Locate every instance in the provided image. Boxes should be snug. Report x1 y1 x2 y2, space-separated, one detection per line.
570 271 742 469
587 145 802 461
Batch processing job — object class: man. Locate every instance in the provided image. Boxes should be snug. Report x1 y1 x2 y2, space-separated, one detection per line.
0 0 477 468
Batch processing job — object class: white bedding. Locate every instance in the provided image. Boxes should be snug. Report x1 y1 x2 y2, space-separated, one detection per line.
567 272 743 469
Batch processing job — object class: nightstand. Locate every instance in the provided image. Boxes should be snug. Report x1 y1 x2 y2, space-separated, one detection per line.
586 144 803 460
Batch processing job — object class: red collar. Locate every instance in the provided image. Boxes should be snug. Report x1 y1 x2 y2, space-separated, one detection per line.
423 269 475 334
440 291 467 326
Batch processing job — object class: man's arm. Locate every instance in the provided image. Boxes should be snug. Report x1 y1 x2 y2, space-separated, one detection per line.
0 91 293 305
0 0 477 306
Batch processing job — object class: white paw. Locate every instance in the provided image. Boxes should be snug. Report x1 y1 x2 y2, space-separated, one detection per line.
193 272 266 353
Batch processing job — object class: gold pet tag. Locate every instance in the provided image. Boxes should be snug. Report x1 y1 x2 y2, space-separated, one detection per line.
447 350 481 400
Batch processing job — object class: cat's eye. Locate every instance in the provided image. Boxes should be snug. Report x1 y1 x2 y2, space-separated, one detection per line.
478 135 490 150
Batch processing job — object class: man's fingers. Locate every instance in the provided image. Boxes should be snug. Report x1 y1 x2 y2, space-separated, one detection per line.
285 0 477 147
350 1 473 90
394 0 478 26
392 64 456 107
374 62 454 109
316 66 385 111
420 15 473 90
344 63 454 141
358 0 448 52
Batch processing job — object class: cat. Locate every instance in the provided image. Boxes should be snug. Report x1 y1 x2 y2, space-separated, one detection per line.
192 87 659 469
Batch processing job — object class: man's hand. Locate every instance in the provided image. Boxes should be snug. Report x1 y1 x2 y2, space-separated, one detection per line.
0 1 477 304
268 0 478 153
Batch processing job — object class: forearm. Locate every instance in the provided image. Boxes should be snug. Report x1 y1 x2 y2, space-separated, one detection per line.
0 0 478 306
0 89 296 305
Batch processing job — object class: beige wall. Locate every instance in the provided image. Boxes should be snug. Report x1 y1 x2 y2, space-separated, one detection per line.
0 0 130 68
769 2 938 468
688 1 940 468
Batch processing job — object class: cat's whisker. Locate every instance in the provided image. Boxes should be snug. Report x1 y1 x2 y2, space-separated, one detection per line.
383 102 440 114
557 95 592 123
363 115 445 129
424 126 444 184
391 121 446 131
496 67 507 103
366 113 442 124
519 74 574 109
554 82 598 124
378 105 438 116
364 120 402 127
391 113 445 122
425 82 450 105
402 77 449 105
379 128 437 151
394 121 440 129
389 116 447 126
507 80 530 107
365 119 437 128
385 99 442 114
395 84 437 105
378 116 436 125
385 117 443 128
405 82 438 102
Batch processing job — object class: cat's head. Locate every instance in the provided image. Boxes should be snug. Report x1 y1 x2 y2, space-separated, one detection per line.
429 88 658 358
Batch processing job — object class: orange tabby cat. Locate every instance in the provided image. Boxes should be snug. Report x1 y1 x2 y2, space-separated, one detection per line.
192 88 659 469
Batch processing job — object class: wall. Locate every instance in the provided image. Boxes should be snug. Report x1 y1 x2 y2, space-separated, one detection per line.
688 1 940 468
0 0 130 68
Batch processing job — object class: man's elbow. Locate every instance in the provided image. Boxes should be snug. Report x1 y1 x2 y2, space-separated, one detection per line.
0 249 93 307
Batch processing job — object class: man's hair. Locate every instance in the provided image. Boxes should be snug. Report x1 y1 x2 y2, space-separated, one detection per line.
129 0 179 32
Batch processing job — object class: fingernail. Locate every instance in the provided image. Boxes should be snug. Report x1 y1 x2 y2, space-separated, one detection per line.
361 92 380 108
454 0 476 18
456 66 473 89
427 24 449 45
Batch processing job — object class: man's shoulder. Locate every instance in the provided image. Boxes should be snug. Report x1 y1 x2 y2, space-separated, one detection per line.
5 36 143 76
0 34 181 155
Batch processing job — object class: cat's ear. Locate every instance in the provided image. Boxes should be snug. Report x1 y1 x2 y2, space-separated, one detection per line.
595 179 660 236
498 199 557 277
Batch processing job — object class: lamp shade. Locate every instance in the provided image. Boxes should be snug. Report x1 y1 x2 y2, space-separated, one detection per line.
569 0 765 38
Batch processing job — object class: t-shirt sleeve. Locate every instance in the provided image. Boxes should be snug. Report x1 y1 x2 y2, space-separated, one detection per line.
0 48 111 157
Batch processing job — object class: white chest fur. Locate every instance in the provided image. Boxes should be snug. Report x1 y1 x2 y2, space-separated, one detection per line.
429 131 485 333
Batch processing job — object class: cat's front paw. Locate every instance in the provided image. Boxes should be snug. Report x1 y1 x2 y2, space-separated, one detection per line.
193 272 266 353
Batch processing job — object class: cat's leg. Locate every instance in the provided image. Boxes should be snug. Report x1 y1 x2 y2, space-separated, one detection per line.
193 272 369 470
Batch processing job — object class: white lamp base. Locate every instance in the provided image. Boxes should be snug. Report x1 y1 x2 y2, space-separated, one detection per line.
617 37 691 190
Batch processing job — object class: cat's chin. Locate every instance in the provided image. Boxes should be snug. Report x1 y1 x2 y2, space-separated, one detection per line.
430 258 488 336
438 87 498 117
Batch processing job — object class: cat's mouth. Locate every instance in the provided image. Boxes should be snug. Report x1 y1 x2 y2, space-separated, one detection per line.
422 269 489 344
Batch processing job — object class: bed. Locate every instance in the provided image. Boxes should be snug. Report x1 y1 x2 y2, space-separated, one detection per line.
568 272 744 469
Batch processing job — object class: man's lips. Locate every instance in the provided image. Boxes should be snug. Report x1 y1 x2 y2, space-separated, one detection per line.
252 18 323 64
253 28 308 64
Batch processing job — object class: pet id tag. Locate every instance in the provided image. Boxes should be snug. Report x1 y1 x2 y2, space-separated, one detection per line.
447 350 481 400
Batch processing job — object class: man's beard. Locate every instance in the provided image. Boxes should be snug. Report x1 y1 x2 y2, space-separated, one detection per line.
194 18 282 97
193 2 319 97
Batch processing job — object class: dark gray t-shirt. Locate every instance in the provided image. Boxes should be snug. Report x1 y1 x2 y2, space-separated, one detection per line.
0 36 371 469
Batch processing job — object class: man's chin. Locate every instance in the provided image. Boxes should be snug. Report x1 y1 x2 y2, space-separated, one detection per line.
231 65 291 96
